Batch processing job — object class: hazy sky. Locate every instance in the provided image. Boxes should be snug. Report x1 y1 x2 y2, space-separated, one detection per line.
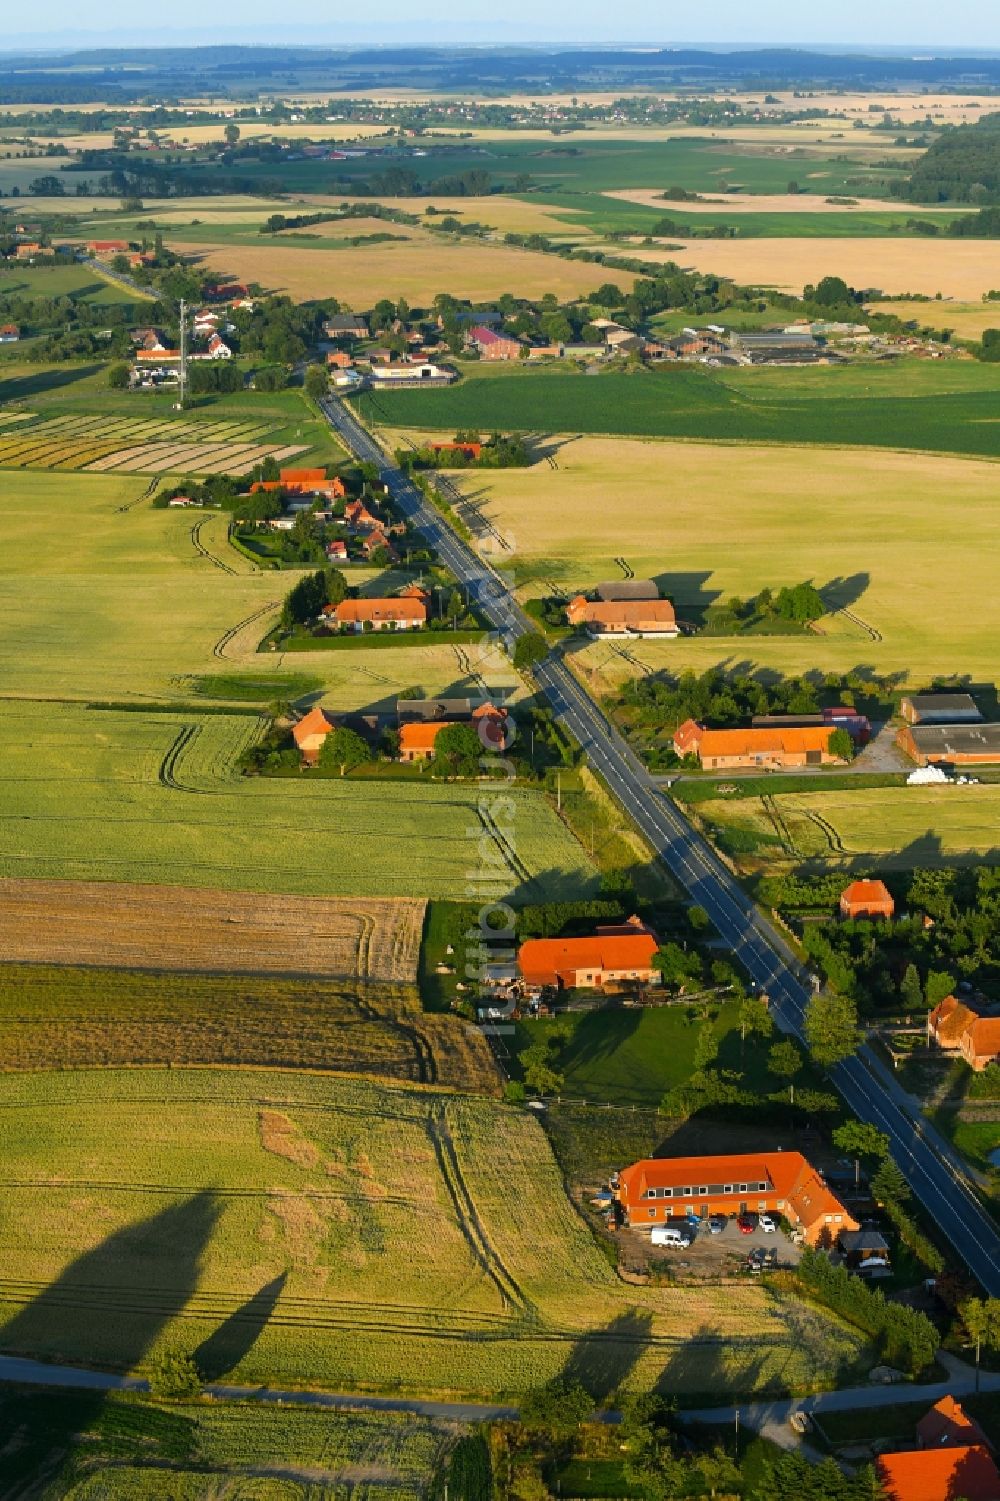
3 0 999 49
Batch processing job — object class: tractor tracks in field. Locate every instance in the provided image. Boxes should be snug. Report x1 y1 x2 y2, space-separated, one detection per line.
760 794 800 860
116 477 158 514
838 607 881 643
614 556 634 580
427 1105 532 1319
213 601 281 660
191 518 238 575
800 807 848 856
479 804 531 887
157 725 214 795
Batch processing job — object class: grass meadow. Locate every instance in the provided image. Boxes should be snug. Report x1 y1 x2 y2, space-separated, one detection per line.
433 433 1000 693
0 701 595 899
358 359 1000 460
0 1068 865 1400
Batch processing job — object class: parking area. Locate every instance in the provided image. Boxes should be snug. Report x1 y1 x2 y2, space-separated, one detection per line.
620 1212 804 1278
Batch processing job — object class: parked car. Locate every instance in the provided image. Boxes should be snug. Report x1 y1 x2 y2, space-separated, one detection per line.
789 1411 812 1435
709 1215 727 1235
759 1213 778 1234
651 1225 691 1249
737 1212 757 1234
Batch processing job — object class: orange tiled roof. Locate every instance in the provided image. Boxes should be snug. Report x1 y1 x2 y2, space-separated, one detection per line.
877 1445 1000 1501
930 995 978 1043
567 598 675 627
330 598 426 625
967 1017 1000 1059
518 926 658 986
279 468 327 485
917 1396 991 1451
841 879 894 910
697 725 836 758
618 1151 851 1229
399 721 448 753
291 706 333 747
673 718 704 754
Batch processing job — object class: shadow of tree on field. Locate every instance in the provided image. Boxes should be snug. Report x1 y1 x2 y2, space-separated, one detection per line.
0 364 103 402
0 1191 219 1493
561 1309 654 1403
194 1272 287 1381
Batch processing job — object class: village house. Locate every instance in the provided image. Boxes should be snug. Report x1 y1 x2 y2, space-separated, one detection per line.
615 1151 859 1246
205 332 232 359
839 879 895 920
250 469 346 502
399 721 448 762
323 313 369 340
518 917 659 990
326 597 426 633
900 692 983 726
877 1442 1000 1501
674 720 846 771
0 324 19 343
467 325 523 361
326 349 355 369
136 348 180 364
291 705 334 766
87 239 131 257
15 242 54 260
927 995 1000 1072
431 440 482 461
566 595 679 638
358 529 397 562
326 539 348 562
344 498 380 531
917 1395 993 1452
898 721 1000 766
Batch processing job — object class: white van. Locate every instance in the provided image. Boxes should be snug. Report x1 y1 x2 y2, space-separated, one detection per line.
651 1225 691 1249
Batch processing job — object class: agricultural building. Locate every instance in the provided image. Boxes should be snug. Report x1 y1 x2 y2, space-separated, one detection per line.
399 722 448 762
292 706 334 766
323 313 369 339
87 239 130 255
917 1396 992 1452
369 362 456 386
517 917 659 990
250 470 346 501
897 722 1000 766
900 693 982 725
876 1444 1000 1501
839 879 895 920
672 720 844 771
566 595 678 638
326 598 426 632
467 326 523 361
616 1151 858 1246
752 708 870 745
398 697 488 723
595 580 660 603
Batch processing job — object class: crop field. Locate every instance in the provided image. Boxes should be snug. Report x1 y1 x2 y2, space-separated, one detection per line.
0 1068 865 1399
0 879 425 981
876 299 1000 339
0 702 596 900
0 963 498 1092
696 784 1000 874
615 234 1000 301
0 262 145 304
437 432 1000 691
358 359 1000 460
0 410 310 475
172 234 635 304
0 1386 449 1501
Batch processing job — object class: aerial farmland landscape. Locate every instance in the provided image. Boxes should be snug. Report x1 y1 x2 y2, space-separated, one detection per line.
4 7 1000 1499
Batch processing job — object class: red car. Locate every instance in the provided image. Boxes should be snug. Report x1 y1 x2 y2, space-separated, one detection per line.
737 1212 757 1235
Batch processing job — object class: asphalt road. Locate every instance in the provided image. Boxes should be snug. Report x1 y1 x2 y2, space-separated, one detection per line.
322 397 1000 1297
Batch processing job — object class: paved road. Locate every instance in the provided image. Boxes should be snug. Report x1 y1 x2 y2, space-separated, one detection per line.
322 397 1000 1297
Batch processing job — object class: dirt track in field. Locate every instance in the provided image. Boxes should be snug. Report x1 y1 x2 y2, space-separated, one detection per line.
0 879 425 982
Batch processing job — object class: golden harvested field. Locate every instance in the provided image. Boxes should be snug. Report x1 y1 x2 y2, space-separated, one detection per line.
449 434 1000 690
0 879 425 982
0 1068 864 1397
875 299 1000 337
613 235 999 300
605 188 918 214
697 785 1000 874
174 234 634 304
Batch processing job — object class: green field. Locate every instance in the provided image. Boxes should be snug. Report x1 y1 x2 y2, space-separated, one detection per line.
696 784 1000 874
0 260 147 304
0 1068 865 1400
356 360 1000 460
0 701 594 899
0 1385 448 1500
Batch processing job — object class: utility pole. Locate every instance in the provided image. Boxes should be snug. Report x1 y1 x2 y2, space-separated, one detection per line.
178 298 188 407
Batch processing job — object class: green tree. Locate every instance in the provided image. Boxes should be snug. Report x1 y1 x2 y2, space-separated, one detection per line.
925 969 957 1007
304 362 329 399
871 1155 911 1205
652 942 702 988
520 1040 564 1096
805 990 860 1067
738 995 774 1045
833 1120 890 1162
768 1038 803 1092
224 122 241 146
148 1350 203 1398
319 725 371 777
519 1378 591 1440
107 361 130 389
281 570 327 628
978 328 1000 362
513 632 548 670
433 722 482 777
828 727 855 762
899 962 923 1010
323 567 348 607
